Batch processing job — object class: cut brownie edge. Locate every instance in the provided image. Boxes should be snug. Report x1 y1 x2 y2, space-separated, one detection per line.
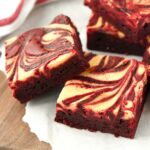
12 54 88 103
87 31 146 56
55 85 147 139
55 110 132 138
55 83 147 139
87 13 148 56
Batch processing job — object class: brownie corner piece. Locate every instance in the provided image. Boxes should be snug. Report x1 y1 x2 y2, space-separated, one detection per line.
5 15 89 103
85 0 150 39
87 12 148 56
55 52 147 138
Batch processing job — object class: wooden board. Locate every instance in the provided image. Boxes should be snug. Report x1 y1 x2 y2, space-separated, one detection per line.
0 71 51 150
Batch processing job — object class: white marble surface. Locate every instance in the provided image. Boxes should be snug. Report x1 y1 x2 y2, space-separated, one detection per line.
1 0 150 150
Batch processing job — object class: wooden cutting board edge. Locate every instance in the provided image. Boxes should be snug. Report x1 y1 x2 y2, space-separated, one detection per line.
0 71 51 150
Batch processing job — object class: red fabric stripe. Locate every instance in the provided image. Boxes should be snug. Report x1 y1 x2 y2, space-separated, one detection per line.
0 0 24 26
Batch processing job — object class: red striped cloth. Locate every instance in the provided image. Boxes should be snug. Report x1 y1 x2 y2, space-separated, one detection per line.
0 0 53 38
36 0 51 4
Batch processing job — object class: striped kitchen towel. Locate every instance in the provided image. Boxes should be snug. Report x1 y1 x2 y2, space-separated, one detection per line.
0 0 54 38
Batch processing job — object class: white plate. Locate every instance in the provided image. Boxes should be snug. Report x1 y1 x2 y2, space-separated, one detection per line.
1 0 150 150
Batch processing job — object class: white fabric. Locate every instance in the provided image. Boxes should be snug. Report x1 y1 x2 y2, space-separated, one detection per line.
0 0 36 38
0 0 21 20
0 0 53 38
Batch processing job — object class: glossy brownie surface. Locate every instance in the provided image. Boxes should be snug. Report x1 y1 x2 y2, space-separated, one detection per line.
85 0 150 39
55 52 147 138
5 15 88 102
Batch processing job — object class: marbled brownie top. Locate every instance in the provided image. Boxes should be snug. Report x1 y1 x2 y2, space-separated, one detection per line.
85 0 150 37
57 52 147 121
87 13 150 45
5 15 83 86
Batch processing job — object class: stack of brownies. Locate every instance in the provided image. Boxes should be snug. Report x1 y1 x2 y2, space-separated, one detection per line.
4 0 150 139
85 0 150 56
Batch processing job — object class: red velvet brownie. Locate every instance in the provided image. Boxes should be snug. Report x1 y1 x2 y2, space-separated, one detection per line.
85 0 150 40
87 13 149 55
55 52 148 138
5 15 89 103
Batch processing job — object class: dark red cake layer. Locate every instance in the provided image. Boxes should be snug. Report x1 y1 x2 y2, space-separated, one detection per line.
87 13 149 55
5 15 89 103
85 0 150 40
143 46 150 77
55 52 148 138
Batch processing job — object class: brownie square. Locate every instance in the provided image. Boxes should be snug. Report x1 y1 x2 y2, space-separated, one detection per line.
85 0 150 40
55 52 148 138
87 13 149 56
5 15 89 103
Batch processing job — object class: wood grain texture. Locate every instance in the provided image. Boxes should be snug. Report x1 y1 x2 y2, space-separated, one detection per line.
0 71 51 150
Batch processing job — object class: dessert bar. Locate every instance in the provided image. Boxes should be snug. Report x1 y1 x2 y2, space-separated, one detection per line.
5 15 89 103
55 52 147 138
85 0 150 40
87 13 149 55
